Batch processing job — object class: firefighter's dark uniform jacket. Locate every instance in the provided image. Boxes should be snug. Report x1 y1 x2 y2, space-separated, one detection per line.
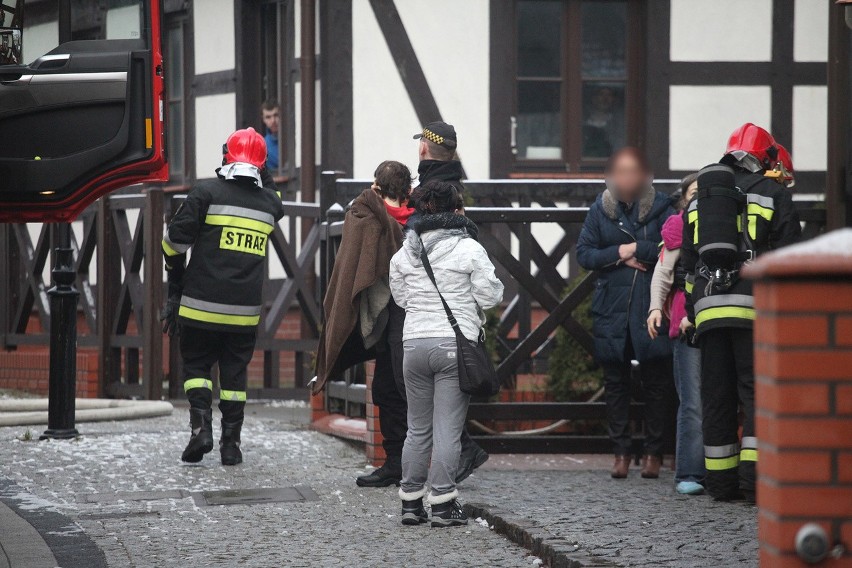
681 170 801 335
162 173 285 332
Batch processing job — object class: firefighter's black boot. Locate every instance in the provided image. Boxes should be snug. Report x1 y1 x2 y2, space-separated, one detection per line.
220 418 243 466
181 407 214 463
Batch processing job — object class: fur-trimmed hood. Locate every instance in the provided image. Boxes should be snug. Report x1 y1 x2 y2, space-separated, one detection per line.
600 185 662 223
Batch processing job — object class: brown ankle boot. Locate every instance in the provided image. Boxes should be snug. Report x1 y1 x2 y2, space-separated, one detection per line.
641 455 662 479
611 455 630 479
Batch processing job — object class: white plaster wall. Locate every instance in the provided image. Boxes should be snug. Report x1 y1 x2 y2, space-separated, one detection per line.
351 0 421 178
22 21 58 63
194 93 236 178
193 0 235 75
669 86 772 171
793 0 829 62
670 0 772 62
351 0 490 179
106 5 141 40
792 85 827 171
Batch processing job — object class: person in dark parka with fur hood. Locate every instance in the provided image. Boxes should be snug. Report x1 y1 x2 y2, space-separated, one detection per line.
577 147 676 480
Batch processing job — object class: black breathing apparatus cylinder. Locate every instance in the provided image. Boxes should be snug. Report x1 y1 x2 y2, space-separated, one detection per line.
696 163 744 273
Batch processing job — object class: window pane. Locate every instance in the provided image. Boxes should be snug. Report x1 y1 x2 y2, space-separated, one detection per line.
168 101 184 177
582 82 625 158
517 81 562 160
581 1 626 79
166 25 183 97
105 1 142 40
517 1 561 78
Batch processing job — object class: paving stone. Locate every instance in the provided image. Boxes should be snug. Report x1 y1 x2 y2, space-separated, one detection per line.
0 409 538 568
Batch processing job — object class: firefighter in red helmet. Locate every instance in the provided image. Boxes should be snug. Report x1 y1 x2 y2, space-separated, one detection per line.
161 127 285 465
681 123 801 502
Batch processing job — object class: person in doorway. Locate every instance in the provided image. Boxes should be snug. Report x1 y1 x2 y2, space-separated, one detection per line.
411 121 490 482
577 147 676 479
681 124 801 502
160 127 284 466
390 180 504 527
647 173 705 495
261 100 280 171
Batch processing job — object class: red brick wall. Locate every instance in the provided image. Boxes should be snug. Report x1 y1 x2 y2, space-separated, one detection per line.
748 231 852 567
0 347 100 398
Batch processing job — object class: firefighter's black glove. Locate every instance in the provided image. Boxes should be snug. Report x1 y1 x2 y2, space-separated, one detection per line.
160 283 182 337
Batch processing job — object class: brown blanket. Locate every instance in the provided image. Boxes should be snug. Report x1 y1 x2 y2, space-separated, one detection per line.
312 189 403 394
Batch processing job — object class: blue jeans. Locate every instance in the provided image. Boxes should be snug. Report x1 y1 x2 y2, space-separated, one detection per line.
672 338 705 483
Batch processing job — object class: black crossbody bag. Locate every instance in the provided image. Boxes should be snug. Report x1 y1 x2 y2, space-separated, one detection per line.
418 238 500 397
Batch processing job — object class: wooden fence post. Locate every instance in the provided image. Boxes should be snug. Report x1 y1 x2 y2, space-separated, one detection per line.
97 197 121 397
142 188 164 400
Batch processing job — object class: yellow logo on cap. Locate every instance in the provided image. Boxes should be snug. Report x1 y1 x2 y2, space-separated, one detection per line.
422 128 445 146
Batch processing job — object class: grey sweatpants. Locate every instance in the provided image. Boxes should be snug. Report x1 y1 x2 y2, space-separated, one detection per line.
399 337 470 503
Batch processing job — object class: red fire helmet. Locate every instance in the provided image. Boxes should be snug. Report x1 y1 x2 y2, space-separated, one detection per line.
724 123 778 168
223 127 267 169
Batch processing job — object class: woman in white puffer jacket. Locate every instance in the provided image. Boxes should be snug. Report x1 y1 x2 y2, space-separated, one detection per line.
389 180 504 528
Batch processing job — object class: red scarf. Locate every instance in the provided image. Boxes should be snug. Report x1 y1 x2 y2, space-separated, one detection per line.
384 201 414 226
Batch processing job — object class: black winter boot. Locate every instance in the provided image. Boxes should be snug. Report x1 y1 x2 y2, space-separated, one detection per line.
181 407 214 463
356 455 402 487
456 441 489 483
430 497 468 528
400 497 428 526
220 419 243 466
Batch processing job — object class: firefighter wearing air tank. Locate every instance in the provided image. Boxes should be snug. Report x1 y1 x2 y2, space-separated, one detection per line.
681 124 800 502
160 128 284 465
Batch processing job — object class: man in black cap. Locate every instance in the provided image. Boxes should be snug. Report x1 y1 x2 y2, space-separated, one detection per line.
409 120 490 484
413 121 464 185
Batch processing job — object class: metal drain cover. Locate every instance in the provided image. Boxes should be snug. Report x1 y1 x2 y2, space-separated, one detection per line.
81 490 189 504
193 486 319 507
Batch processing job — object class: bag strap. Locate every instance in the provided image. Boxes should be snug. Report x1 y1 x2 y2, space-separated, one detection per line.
418 236 463 333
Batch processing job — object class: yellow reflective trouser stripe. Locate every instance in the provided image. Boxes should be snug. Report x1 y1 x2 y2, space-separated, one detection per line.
705 455 740 471
184 378 213 392
695 306 755 327
162 238 181 257
740 449 758 462
205 214 274 235
220 389 247 402
178 305 260 326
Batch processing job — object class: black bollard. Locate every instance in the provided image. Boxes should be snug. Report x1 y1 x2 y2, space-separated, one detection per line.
40 222 79 440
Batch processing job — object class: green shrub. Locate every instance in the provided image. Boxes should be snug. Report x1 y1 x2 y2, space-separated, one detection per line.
547 272 603 401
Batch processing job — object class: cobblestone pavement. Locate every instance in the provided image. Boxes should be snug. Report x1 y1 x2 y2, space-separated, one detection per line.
465 459 758 568
0 405 539 568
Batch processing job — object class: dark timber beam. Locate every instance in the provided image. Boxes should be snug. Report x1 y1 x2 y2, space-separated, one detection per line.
368 0 465 176
827 2 851 229
320 1 353 175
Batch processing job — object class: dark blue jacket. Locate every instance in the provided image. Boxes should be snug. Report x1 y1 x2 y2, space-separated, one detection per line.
577 188 676 364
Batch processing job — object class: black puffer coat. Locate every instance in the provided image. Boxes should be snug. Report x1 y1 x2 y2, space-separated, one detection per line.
577 187 676 364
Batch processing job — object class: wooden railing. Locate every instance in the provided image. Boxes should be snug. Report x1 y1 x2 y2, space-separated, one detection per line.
1 173 828 431
318 172 829 453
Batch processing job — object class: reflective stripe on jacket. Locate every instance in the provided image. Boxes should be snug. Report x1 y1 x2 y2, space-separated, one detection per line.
163 175 285 333
681 170 801 336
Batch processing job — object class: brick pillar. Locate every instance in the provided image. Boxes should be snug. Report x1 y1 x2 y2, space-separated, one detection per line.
745 229 852 567
310 389 330 423
365 363 386 466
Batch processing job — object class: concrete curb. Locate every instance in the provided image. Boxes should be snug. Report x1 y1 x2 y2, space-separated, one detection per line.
0 500 58 568
463 502 619 568
0 399 173 427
